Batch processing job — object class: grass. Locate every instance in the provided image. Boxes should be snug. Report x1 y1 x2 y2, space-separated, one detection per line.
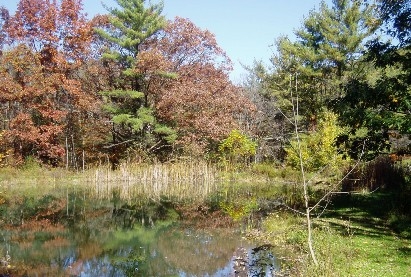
260 192 411 277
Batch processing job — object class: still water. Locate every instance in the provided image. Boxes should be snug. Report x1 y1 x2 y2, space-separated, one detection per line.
0 216 281 276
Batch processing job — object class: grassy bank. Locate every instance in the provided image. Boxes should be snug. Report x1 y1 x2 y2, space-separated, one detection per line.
259 192 411 276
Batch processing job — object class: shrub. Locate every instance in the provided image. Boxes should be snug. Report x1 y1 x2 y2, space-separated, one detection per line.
341 155 404 192
218 129 257 169
285 111 348 172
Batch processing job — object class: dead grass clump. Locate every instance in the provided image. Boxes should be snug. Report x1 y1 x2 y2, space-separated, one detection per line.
342 155 405 192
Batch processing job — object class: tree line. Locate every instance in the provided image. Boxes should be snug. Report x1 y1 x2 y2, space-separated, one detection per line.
244 0 411 170
0 0 409 169
0 0 254 167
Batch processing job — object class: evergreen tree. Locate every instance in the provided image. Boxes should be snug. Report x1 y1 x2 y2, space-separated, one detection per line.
96 0 165 71
334 0 411 159
95 0 176 163
270 0 379 129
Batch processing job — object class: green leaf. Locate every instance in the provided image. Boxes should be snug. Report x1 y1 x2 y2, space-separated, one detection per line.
129 117 143 131
137 107 155 124
154 125 177 143
112 114 132 125
102 104 120 114
100 90 144 99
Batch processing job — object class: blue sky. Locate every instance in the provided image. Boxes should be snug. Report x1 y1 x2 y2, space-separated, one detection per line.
2 0 332 82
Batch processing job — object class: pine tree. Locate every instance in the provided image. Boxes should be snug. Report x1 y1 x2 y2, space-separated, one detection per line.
95 0 176 162
333 0 411 159
270 0 380 128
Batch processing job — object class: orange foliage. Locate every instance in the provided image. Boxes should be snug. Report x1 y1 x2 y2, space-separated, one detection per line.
143 17 256 154
0 0 97 165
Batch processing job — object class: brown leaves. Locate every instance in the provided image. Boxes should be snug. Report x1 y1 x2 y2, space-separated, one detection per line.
7 0 57 45
0 1 100 165
6 112 64 163
0 44 92 164
7 0 93 64
0 46 65 164
150 17 231 70
142 17 255 154
135 49 173 75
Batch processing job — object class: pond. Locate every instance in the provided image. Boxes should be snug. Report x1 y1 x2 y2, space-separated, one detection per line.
0 214 282 276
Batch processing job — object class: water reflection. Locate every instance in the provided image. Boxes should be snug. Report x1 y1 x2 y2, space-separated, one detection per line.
0 218 281 276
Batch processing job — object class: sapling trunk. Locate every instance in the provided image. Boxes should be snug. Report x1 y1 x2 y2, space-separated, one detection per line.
290 73 318 265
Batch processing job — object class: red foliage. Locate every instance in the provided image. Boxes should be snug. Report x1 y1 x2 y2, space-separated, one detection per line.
0 45 66 164
143 17 255 154
0 0 96 165
7 0 92 63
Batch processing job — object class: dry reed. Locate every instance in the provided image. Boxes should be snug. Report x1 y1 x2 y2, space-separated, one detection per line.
84 161 219 202
0 161 220 203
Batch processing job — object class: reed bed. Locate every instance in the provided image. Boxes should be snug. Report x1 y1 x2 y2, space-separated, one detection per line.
86 161 220 202
0 161 220 203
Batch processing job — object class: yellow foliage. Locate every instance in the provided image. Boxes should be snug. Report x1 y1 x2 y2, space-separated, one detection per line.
218 129 257 169
285 111 348 172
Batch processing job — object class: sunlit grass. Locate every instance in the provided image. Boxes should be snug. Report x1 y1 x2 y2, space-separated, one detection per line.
261 197 411 277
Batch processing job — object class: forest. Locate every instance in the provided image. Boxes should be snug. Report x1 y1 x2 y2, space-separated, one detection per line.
0 0 408 168
0 0 410 276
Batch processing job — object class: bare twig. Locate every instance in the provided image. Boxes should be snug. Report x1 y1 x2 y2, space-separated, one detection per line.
280 203 307 216
103 139 134 149
309 140 366 214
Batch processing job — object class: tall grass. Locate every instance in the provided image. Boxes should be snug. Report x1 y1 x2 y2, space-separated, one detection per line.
86 161 219 201
0 161 220 203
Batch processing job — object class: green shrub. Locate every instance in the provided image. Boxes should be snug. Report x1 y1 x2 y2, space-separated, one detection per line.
218 129 257 169
220 197 259 222
285 111 348 172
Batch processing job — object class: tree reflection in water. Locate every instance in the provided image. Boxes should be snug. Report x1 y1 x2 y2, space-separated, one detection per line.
0 219 281 276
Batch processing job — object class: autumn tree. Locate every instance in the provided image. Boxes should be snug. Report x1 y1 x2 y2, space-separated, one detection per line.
0 0 95 166
0 45 66 164
144 17 255 155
